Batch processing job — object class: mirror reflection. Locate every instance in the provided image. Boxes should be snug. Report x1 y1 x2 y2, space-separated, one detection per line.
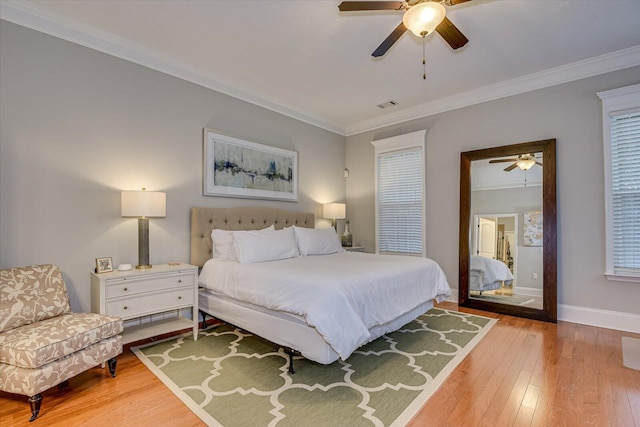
469 152 543 309
459 139 556 322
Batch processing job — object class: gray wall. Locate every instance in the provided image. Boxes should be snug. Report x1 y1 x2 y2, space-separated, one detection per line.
0 21 346 312
3 19 639 319
346 66 640 316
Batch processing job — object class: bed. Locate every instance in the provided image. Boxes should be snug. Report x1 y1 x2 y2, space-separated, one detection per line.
191 207 451 370
470 255 514 293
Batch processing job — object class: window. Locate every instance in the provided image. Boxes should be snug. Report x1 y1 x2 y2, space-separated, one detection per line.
372 130 426 256
598 84 640 281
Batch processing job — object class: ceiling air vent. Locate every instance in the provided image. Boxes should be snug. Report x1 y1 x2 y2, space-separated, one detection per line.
376 100 399 109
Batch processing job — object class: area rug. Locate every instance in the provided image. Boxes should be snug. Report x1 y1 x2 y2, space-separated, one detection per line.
470 293 535 306
132 308 496 427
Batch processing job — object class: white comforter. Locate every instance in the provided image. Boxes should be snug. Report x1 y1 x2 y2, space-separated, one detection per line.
470 255 514 286
199 252 451 361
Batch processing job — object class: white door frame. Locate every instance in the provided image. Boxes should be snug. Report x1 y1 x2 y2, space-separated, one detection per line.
473 213 519 290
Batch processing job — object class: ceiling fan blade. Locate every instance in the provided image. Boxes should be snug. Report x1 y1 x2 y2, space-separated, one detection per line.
535 161 544 167
489 158 518 163
372 22 407 57
435 17 469 50
504 163 518 172
447 0 473 5
338 1 404 11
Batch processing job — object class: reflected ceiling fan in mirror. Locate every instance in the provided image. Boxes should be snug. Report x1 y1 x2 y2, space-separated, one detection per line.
337 0 471 58
489 154 543 172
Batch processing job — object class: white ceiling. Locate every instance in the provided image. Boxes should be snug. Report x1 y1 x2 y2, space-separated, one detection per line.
2 0 640 136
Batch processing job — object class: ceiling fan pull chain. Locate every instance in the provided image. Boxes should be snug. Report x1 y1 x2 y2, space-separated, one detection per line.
422 36 426 79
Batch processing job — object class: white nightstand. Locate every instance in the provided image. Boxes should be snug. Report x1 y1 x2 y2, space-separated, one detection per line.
91 263 198 344
343 246 365 252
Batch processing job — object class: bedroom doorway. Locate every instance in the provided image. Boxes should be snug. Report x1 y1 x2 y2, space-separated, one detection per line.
476 217 497 258
472 213 522 302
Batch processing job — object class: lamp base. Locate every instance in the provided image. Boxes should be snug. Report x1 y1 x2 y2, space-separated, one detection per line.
137 218 151 270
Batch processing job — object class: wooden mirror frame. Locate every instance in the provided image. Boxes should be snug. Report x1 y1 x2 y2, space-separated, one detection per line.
459 139 557 322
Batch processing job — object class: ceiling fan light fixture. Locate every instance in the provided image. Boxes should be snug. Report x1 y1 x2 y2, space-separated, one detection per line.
516 158 536 170
402 2 447 37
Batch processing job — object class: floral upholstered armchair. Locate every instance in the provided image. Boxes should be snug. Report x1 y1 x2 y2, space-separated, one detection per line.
0 264 123 422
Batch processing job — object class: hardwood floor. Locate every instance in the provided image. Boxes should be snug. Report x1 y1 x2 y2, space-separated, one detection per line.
2 302 639 427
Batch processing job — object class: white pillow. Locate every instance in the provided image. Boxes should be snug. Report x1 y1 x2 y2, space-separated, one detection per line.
293 225 345 256
211 225 274 260
233 227 300 264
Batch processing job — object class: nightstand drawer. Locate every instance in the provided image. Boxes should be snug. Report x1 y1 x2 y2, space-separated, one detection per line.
106 288 194 319
105 273 192 299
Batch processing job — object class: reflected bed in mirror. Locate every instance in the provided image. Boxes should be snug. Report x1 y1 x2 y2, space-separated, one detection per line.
459 139 557 322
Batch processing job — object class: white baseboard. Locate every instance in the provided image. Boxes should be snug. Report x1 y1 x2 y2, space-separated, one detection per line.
559 304 640 334
445 289 640 333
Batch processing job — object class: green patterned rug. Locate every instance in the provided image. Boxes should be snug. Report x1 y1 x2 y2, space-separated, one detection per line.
132 308 495 426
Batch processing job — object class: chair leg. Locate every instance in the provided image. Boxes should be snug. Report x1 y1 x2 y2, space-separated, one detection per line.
107 357 117 377
28 393 42 422
27 358 116 422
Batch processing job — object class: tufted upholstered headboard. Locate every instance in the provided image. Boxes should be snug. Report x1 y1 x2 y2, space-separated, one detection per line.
190 207 315 267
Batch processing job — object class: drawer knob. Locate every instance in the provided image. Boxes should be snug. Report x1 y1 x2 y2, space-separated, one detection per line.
123 306 128 310
123 287 128 291
178 296 182 300
178 279 182 283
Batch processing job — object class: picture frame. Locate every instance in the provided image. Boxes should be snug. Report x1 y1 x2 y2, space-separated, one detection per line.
523 211 543 246
95 257 113 273
203 129 298 201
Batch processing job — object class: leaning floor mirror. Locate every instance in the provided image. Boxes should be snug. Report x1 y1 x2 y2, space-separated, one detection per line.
459 139 557 322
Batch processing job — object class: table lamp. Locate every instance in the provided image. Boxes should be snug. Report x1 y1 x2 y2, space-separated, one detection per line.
121 188 166 269
323 203 346 232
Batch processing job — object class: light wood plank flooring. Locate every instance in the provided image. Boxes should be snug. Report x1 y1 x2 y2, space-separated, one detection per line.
2 302 639 427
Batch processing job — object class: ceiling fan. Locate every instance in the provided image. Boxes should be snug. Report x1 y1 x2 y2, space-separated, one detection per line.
489 154 543 172
338 0 471 57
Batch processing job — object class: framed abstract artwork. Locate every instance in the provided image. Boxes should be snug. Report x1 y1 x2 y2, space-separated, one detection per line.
523 210 543 246
203 129 298 201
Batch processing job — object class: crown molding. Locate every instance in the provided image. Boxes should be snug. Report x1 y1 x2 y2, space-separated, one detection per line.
2 1 639 138
0 0 344 135
345 45 640 136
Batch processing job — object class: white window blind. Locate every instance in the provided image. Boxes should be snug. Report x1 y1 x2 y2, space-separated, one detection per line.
599 84 640 281
610 108 640 275
377 147 423 254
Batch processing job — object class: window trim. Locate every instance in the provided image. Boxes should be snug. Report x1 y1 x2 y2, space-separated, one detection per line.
597 83 640 282
371 130 427 257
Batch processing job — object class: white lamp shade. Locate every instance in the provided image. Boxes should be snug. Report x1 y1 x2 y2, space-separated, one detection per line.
121 190 166 218
323 203 346 220
402 2 446 37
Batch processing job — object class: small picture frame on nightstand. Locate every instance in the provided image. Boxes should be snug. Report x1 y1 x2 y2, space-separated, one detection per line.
95 257 113 273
